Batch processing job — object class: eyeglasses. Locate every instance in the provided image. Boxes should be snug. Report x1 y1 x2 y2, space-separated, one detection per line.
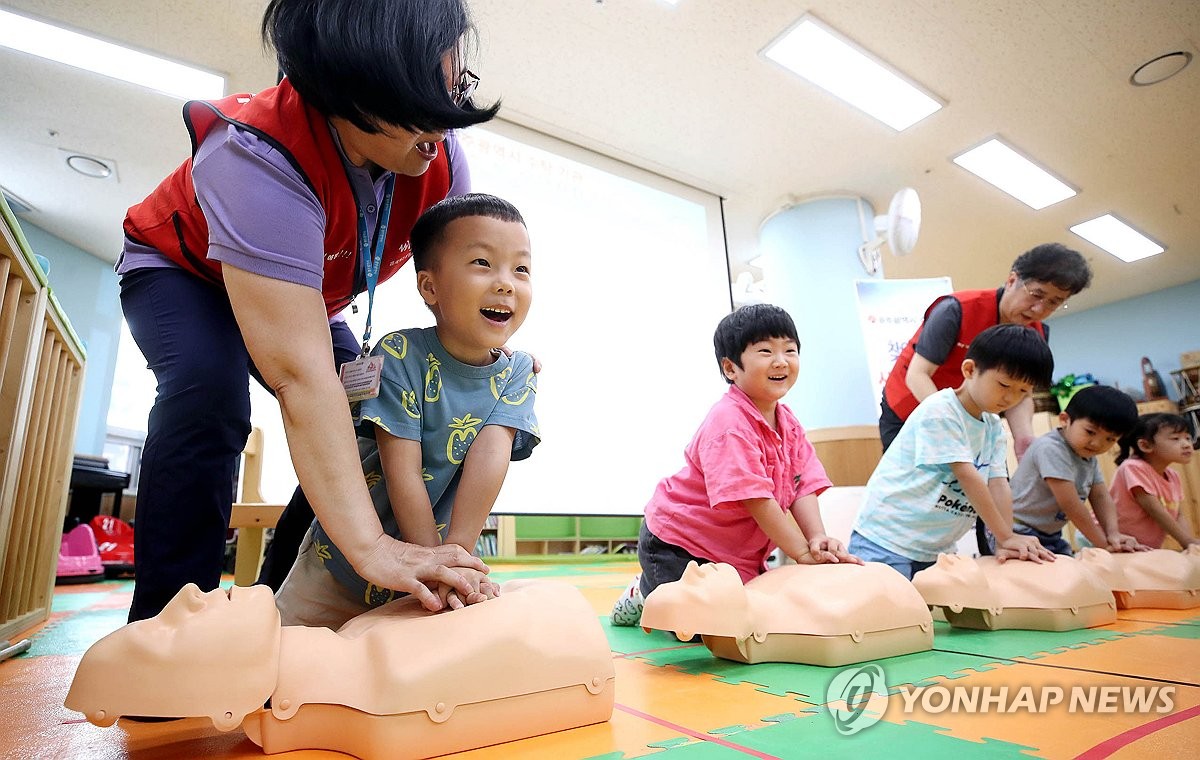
1020 280 1069 311
451 69 480 106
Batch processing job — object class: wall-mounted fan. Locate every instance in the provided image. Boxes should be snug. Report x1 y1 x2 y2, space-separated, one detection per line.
858 187 921 276
731 270 768 307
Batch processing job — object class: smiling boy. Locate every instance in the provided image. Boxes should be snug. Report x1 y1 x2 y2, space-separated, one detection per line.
275 194 540 629
611 304 859 627
850 324 1058 579
1007 385 1145 555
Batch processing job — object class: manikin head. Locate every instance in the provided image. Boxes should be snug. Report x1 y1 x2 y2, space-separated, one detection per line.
65 584 281 730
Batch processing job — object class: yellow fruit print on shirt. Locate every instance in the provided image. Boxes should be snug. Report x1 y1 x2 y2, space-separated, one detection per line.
313 538 333 563
365 470 382 489
490 366 513 399
382 332 408 360
421 468 433 482
400 389 420 419
501 371 538 406
360 414 392 435
446 413 483 464
364 584 395 606
424 353 443 402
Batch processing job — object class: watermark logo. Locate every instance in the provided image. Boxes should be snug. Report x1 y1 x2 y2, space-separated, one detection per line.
896 684 1175 715
826 663 1175 736
826 663 887 735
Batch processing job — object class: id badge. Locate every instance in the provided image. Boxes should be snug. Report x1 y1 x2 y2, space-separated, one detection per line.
340 355 383 403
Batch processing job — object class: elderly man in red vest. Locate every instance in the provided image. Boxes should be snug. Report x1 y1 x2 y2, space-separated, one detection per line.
879 243 1093 456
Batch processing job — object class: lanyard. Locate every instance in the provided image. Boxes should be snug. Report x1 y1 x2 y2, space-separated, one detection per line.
357 173 397 356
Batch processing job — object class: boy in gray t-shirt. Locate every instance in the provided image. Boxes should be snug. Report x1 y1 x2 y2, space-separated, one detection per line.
1008 385 1145 555
275 194 539 629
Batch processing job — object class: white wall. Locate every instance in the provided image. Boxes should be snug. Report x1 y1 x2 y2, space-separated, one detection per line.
1046 278 1200 403
20 221 120 456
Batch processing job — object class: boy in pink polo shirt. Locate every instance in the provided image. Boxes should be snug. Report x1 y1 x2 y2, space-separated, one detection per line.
611 304 860 626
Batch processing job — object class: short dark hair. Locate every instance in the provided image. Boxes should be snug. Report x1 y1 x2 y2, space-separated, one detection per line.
1063 385 1138 435
1011 242 1092 295
965 324 1054 389
713 304 800 383
1115 412 1191 465
262 0 499 134
410 193 525 270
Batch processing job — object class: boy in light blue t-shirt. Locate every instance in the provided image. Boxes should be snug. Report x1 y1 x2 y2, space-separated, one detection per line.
275 194 539 629
850 324 1058 579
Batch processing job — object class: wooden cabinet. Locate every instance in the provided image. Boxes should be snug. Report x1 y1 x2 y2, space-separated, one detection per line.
808 425 883 487
0 199 86 641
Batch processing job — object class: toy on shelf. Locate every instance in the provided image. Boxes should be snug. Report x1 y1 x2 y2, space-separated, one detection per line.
1078 546 1200 609
912 554 1116 631
1142 357 1168 401
65 580 614 759
1049 373 1099 411
56 523 104 583
639 561 933 666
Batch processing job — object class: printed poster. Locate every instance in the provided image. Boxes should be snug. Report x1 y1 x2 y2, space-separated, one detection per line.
855 278 953 402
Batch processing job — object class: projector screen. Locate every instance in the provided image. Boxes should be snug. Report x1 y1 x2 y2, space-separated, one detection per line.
249 120 733 515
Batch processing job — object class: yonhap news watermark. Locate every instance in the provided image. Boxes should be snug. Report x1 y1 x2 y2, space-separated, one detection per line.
893 683 1175 715
827 664 1175 736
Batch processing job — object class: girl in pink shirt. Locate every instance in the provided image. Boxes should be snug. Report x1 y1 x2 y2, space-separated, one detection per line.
611 305 860 626
1111 413 1197 549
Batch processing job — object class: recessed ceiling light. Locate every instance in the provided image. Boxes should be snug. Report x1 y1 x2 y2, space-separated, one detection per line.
0 8 224 100
1130 51 1192 86
952 138 1076 210
763 15 943 131
1069 214 1164 263
65 154 113 179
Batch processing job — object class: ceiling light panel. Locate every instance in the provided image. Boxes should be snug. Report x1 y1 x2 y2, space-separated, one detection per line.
1070 214 1164 263
763 16 943 131
952 138 1076 210
0 8 224 101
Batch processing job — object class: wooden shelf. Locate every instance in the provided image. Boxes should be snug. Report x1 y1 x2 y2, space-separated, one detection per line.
0 195 86 641
489 515 641 556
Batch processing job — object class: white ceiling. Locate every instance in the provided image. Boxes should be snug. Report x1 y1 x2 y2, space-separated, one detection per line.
1 0 1198 314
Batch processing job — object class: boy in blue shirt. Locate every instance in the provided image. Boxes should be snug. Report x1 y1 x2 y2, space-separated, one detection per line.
1007 385 1144 555
850 324 1057 579
275 194 539 628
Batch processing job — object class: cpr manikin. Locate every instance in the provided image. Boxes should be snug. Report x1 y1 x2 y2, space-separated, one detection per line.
639 561 933 666
1077 545 1200 609
66 580 615 759
912 554 1117 631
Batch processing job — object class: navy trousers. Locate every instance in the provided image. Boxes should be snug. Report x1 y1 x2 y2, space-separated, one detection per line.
120 268 359 621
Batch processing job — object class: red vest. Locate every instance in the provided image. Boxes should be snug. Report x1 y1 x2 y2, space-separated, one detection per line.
883 288 1047 419
123 80 450 317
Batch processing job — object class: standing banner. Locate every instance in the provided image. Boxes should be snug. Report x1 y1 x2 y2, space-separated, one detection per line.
855 278 953 402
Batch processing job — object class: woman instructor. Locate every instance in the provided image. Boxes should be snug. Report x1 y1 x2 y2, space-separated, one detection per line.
879 243 1093 454
119 0 494 621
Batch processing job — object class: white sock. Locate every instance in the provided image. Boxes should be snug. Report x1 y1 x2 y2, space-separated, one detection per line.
610 574 644 626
